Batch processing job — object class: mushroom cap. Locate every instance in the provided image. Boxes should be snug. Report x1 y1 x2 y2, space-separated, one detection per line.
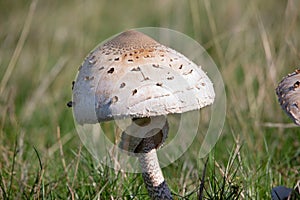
276 69 300 126
73 30 215 124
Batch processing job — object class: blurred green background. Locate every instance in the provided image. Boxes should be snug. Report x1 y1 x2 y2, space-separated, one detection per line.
0 0 299 199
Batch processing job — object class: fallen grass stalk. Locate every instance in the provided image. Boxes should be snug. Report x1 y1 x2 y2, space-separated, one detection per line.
261 122 298 128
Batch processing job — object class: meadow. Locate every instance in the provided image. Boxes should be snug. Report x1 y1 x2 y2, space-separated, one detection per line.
0 0 299 199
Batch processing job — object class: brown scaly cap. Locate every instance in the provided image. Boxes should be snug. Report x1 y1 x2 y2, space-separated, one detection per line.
276 69 300 125
72 30 215 124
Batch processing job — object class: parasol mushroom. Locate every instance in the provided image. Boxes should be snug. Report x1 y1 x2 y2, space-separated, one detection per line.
274 69 300 199
70 30 215 199
276 69 300 125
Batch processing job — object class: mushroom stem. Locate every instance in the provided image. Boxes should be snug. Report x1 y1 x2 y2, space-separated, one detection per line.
119 117 173 199
138 139 173 200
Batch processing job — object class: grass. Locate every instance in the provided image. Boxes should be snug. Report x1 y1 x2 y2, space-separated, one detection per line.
0 0 299 199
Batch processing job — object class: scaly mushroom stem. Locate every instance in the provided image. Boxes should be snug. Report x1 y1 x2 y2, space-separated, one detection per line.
138 147 173 200
134 118 172 199
119 117 172 199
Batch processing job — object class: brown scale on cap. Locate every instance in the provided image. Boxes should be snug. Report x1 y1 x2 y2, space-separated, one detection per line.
98 30 161 66
276 69 300 125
